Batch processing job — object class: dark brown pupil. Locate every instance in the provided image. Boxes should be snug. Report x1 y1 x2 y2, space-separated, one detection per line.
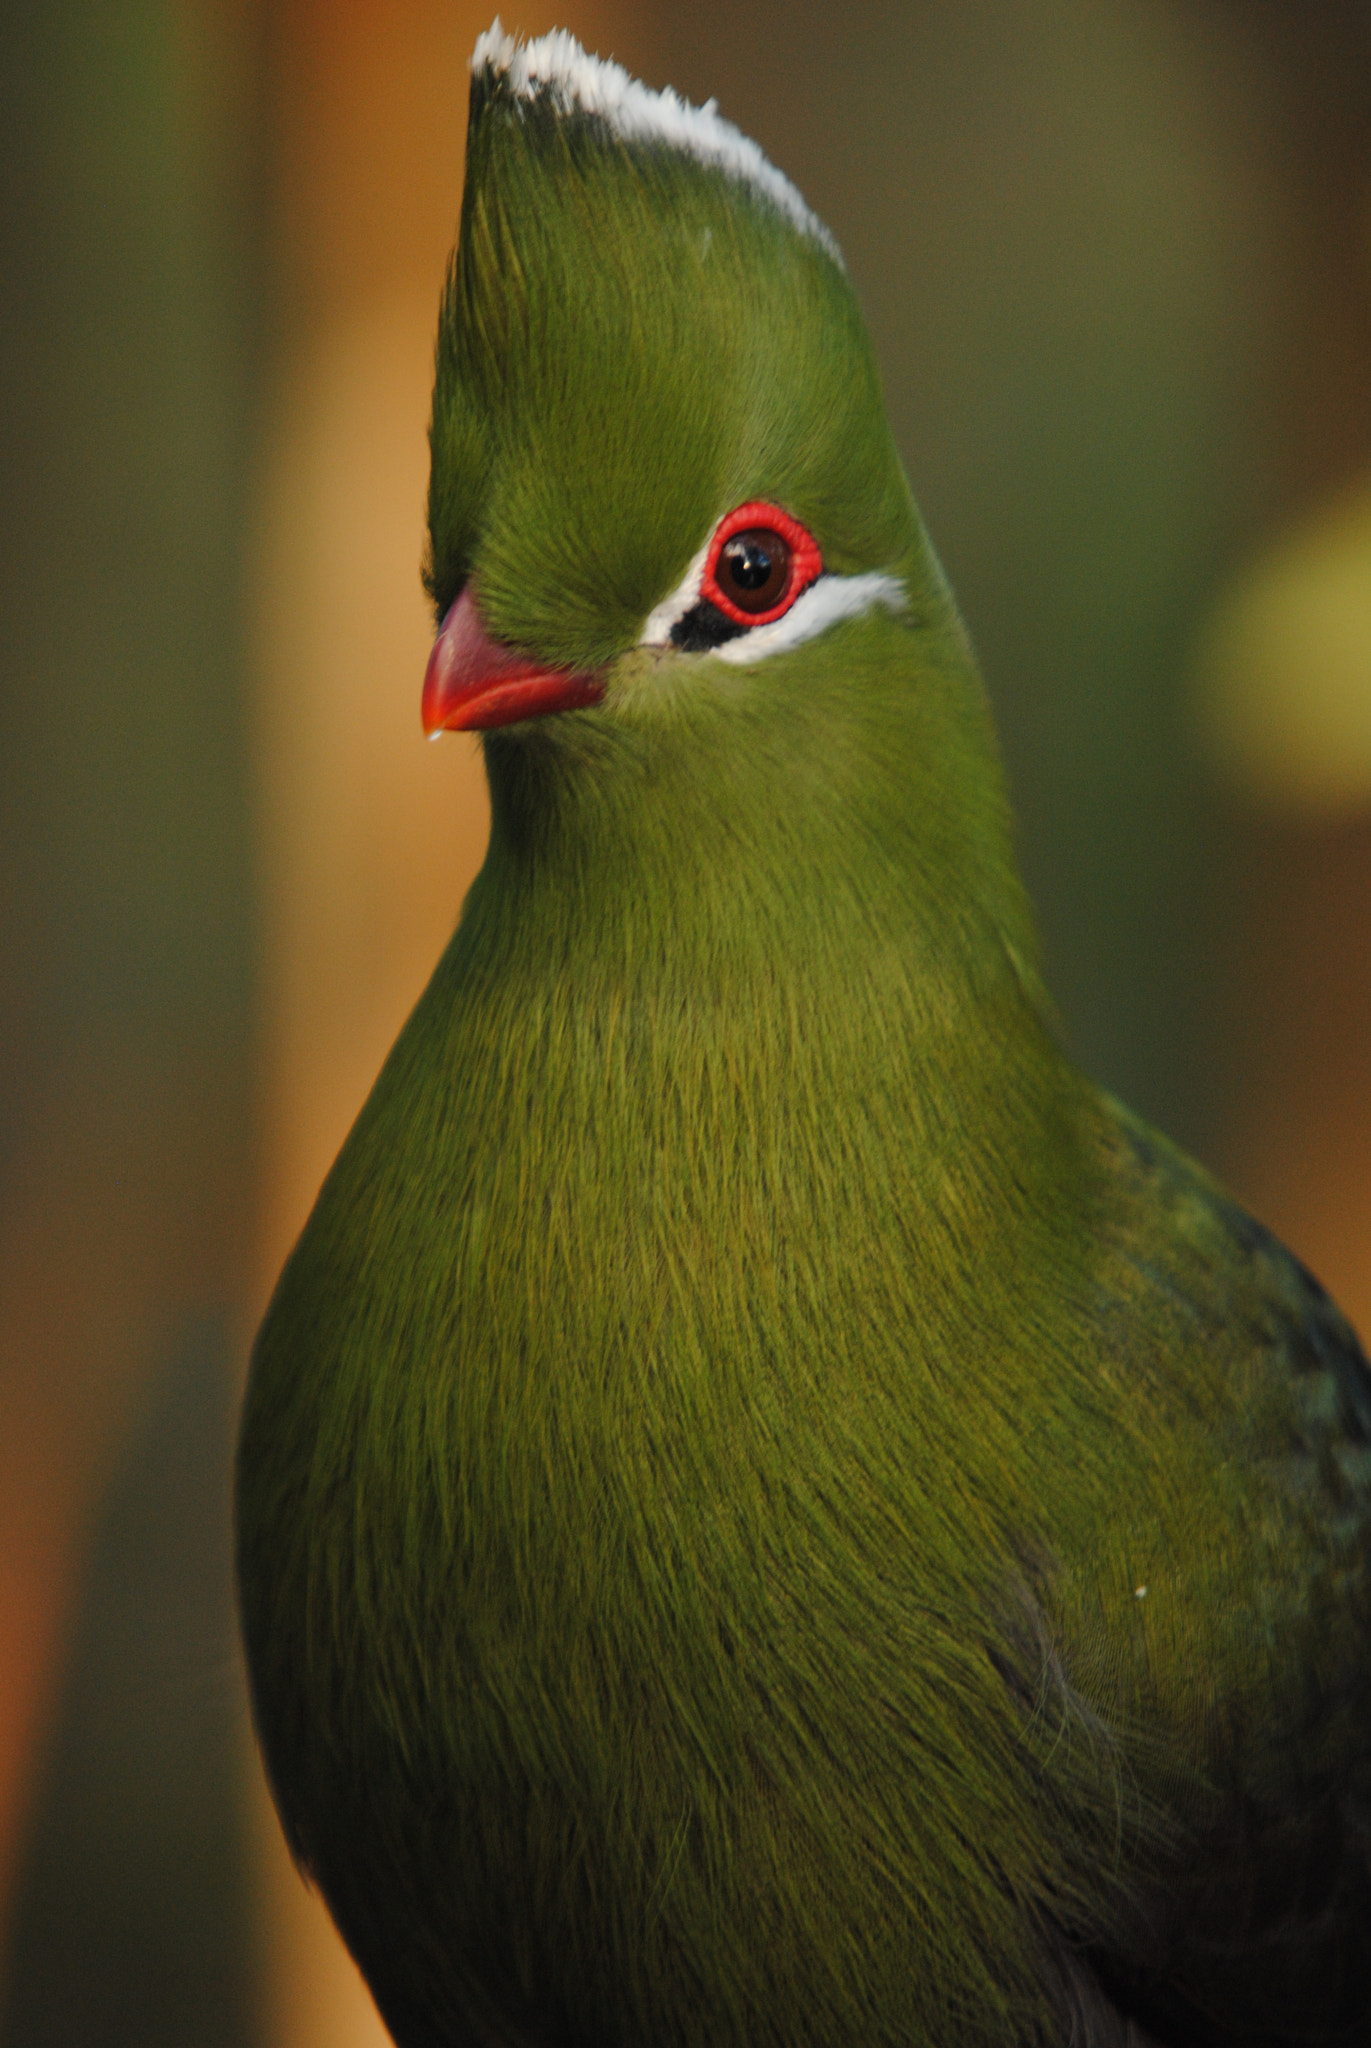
716 529 791 614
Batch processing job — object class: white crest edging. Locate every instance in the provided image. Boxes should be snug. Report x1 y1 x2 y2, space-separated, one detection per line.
472 20 842 264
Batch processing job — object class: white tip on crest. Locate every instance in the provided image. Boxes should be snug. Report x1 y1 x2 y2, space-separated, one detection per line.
471 19 842 265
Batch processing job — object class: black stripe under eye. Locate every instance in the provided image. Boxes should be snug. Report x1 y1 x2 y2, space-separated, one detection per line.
670 600 749 652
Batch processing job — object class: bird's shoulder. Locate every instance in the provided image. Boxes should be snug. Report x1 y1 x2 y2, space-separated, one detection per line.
1087 1090 1371 1490
1045 1093 1371 2048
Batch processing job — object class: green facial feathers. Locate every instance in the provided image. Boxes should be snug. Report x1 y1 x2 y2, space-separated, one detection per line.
238 26 1371 2048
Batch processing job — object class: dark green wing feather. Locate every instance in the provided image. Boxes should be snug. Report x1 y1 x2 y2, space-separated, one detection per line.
1058 1101 1371 2048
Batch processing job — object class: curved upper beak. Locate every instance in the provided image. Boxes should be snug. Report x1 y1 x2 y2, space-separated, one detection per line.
421 587 606 734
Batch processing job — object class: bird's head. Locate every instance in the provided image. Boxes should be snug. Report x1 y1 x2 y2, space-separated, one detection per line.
423 23 1034 990
426 24 967 721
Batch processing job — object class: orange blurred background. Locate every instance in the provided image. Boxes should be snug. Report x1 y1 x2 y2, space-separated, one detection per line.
1 2 1368 2043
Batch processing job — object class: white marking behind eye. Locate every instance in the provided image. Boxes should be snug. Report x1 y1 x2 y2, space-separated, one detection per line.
714 572 907 663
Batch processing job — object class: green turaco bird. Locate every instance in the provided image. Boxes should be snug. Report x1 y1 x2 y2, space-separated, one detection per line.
236 24 1371 2048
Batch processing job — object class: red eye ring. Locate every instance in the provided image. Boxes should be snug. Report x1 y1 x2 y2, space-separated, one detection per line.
700 501 823 628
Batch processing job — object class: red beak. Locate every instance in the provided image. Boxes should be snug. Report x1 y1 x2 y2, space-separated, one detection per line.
421 587 605 734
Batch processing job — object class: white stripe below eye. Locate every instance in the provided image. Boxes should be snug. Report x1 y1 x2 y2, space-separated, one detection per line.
640 558 907 660
713 572 906 663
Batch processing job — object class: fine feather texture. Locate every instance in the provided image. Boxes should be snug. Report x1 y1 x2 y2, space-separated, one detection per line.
238 28 1371 2048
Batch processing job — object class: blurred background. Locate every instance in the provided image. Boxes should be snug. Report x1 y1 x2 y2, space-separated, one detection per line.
1 0 1369 2042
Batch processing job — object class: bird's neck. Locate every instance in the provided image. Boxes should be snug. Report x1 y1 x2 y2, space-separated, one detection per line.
433 693 1069 1205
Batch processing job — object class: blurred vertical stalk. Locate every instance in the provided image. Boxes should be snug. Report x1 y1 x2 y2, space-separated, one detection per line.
1196 486 1371 1340
1190 7 1371 1340
0 0 264 2019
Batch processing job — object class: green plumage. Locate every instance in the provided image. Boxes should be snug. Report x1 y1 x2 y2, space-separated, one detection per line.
236 38 1371 2048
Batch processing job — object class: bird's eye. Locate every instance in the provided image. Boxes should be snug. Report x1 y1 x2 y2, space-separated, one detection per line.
696 500 823 631
716 530 791 614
